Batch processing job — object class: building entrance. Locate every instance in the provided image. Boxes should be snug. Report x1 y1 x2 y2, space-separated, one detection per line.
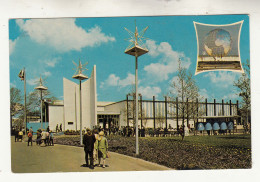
97 114 119 131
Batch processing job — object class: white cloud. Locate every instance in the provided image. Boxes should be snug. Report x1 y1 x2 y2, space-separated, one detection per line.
16 19 115 52
199 88 210 99
146 39 160 57
144 40 191 82
43 71 51 77
139 86 161 99
44 57 61 67
106 74 120 86
10 82 16 88
118 73 135 87
170 76 179 83
168 76 180 95
169 77 213 99
9 38 18 55
100 82 105 89
223 92 239 100
100 74 120 89
27 78 39 86
101 73 161 99
203 71 240 88
144 63 173 81
100 73 135 89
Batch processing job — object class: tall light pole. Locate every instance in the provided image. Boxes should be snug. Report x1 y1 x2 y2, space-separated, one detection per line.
72 60 88 146
124 21 149 155
75 86 78 131
35 77 47 129
18 68 27 132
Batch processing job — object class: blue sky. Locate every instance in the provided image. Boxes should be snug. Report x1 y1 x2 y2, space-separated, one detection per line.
9 15 250 103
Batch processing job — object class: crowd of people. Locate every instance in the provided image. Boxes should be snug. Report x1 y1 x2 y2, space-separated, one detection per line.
93 125 192 138
118 125 192 138
13 126 26 142
13 126 54 146
35 127 54 146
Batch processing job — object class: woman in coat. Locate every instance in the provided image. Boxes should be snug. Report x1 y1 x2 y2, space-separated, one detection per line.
98 131 108 168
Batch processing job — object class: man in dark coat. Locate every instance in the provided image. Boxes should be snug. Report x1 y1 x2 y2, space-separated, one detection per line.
83 128 96 169
14 127 19 142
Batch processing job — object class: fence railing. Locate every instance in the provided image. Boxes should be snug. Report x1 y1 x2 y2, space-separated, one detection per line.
126 95 239 129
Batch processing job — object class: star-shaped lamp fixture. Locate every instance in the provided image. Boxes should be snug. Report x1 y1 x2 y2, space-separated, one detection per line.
35 77 48 91
72 60 88 80
124 21 149 57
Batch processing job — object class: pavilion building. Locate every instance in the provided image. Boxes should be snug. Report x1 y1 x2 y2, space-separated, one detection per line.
43 65 240 133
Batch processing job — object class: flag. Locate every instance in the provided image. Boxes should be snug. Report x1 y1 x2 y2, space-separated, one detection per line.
18 69 24 80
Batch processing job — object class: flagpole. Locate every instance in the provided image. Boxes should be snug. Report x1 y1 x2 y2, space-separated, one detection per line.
24 67 27 133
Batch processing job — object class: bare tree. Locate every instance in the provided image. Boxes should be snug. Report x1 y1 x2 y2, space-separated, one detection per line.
10 87 23 129
27 89 57 113
155 106 165 128
234 59 250 131
169 59 200 140
124 84 147 128
127 93 144 127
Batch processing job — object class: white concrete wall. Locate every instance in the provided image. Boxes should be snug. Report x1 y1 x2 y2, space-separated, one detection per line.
97 106 105 112
104 101 127 127
48 105 64 131
81 65 97 129
97 102 116 112
63 65 97 131
63 78 78 131
90 65 97 127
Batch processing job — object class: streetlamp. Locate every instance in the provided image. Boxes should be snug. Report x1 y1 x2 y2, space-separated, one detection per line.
124 21 149 155
72 60 88 146
35 77 48 129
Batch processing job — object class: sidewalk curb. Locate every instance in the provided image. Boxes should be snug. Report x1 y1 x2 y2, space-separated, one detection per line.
54 143 173 170
109 151 173 170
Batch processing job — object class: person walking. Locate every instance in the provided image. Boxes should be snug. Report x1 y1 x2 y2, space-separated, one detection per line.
45 130 50 145
93 129 99 165
18 130 23 142
14 127 19 142
41 129 47 146
56 124 59 133
29 127 33 135
83 128 96 169
27 131 33 146
36 129 42 145
97 131 108 168
49 130 54 146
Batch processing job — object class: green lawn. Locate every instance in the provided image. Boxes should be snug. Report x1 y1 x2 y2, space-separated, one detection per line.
107 134 251 170
55 134 251 170
142 134 251 149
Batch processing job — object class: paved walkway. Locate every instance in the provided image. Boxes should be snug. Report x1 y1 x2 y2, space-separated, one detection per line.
11 136 171 173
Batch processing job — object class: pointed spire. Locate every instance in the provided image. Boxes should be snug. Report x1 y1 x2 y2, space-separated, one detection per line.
135 20 138 46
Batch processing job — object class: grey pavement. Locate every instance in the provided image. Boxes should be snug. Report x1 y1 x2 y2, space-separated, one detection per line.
11 136 171 173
